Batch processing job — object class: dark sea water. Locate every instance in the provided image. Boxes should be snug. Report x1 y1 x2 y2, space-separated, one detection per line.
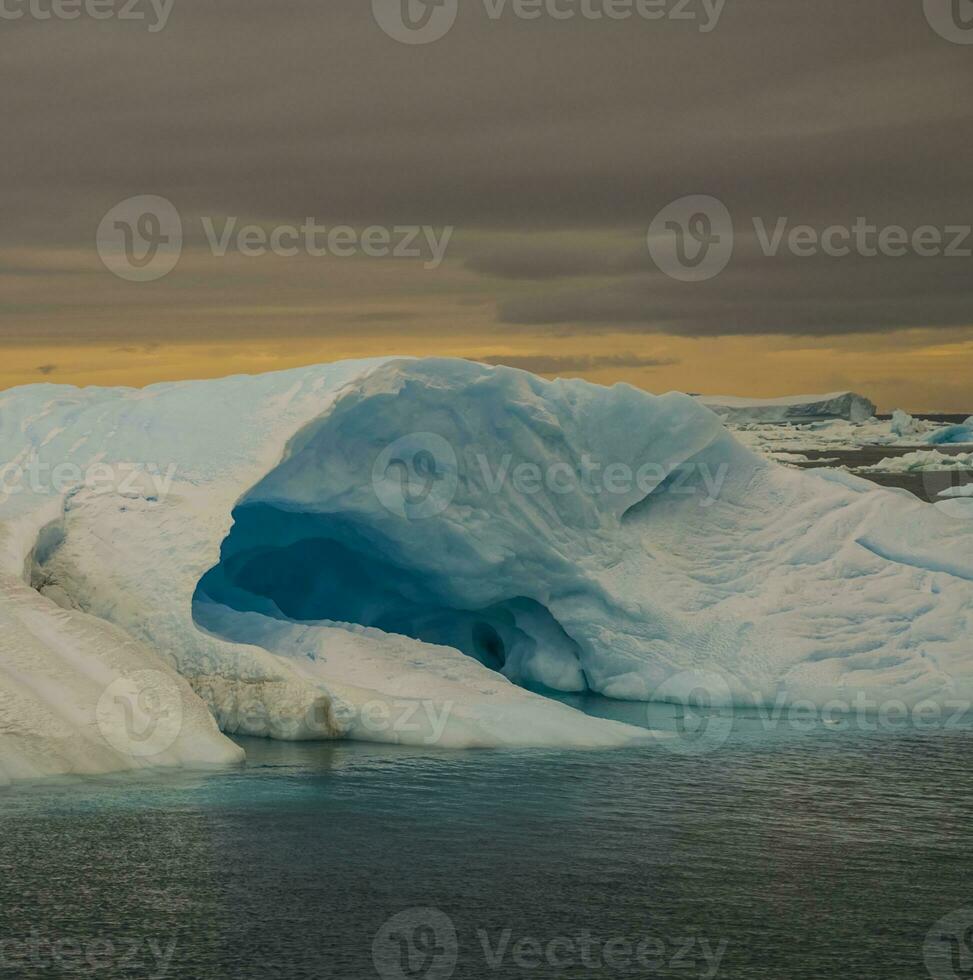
795 445 973 502
3 709 972 980
793 410 973 502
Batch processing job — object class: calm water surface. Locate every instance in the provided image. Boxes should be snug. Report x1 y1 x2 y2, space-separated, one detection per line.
2 703 972 980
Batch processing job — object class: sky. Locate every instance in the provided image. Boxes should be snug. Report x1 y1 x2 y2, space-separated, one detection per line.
2 0 972 409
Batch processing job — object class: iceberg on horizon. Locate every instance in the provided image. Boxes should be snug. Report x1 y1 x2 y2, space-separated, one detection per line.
694 390 876 424
1 358 972 783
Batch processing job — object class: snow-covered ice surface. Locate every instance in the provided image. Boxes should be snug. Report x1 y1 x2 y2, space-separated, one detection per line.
696 391 876 424
936 498 973 521
0 571 242 786
939 485 973 499
2 358 973 783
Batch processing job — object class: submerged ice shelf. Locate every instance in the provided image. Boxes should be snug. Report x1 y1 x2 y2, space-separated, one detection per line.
2 358 973 783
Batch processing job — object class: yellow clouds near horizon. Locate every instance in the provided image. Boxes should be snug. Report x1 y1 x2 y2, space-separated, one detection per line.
2 237 971 411
4 329 972 414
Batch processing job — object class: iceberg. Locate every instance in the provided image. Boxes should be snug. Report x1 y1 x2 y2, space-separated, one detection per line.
890 409 920 439
695 391 876 424
922 417 973 446
854 450 973 473
2 358 972 783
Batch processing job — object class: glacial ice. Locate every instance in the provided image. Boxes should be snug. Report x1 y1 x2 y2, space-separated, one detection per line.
695 391 876 424
725 409 957 459
936 485 973 521
936 498 973 521
890 409 920 439
2 357 973 783
855 450 973 473
922 417 973 446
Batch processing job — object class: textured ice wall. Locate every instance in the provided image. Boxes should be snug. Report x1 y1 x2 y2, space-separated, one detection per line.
2 360 653 778
2 357 973 783
198 359 973 707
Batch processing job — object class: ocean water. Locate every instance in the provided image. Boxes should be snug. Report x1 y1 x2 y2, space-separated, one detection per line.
2 704 972 980
794 445 973 502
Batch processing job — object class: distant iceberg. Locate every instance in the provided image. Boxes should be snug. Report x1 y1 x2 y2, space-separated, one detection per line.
923 417 973 446
2 359 972 783
695 391 876 423
890 409 921 439
855 449 973 473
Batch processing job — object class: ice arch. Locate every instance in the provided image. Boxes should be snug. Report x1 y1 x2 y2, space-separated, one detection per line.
191 357 750 700
194 503 590 692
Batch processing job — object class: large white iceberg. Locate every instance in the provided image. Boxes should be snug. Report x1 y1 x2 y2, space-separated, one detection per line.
2 358 972 783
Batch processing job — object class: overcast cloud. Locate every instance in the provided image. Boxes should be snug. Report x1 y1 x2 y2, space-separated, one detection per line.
2 0 971 346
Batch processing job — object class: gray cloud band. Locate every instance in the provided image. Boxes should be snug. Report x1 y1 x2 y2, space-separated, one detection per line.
2 0 971 344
